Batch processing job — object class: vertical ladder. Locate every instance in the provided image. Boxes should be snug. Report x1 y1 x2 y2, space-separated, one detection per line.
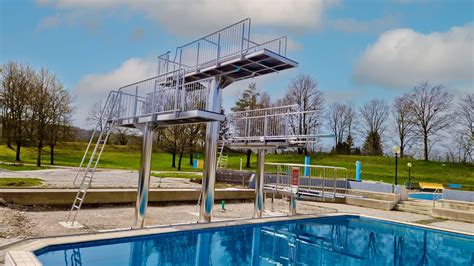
66 92 118 226
216 140 227 169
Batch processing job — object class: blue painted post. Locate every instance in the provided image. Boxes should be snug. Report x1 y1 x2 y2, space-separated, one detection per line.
304 156 310 177
355 161 362 181
193 159 198 169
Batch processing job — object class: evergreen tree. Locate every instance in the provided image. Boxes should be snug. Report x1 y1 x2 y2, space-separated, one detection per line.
362 131 383 156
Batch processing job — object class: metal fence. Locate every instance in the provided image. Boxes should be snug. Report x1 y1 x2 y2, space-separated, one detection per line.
227 105 325 143
110 70 213 121
264 162 348 199
157 18 288 76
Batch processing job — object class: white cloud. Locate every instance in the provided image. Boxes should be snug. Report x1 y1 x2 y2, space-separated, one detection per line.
73 57 156 128
353 23 474 88
330 15 399 34
37 0 334 36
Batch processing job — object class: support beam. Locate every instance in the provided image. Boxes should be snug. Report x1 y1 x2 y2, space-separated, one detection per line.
199 78 222 222
134 122 154 228
254 149 266 218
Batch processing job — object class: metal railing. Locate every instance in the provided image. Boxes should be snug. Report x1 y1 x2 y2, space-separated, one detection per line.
432 188 443 207
227 105 328 143
157 18 288 76
111 70 213 121
264 162 348 201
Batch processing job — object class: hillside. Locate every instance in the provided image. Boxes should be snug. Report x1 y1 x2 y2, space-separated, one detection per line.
1 143 472 189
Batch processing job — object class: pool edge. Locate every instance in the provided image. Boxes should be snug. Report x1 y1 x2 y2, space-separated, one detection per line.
5 212 474 266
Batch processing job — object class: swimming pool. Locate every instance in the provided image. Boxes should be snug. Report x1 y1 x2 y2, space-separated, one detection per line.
35 215 473 266
409 192 439 200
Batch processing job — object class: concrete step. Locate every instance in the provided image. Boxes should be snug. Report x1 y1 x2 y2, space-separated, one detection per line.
346 197 396 211
347 189 400 201
432 207 474 223
394 205 432 215
397 200 432 209
438 199 474 212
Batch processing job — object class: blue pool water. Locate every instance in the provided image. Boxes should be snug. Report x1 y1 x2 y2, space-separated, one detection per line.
36 216 473 266
409 193 438 200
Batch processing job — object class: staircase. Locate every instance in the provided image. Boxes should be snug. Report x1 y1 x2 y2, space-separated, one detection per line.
217 140 228 169
394 200 433 215
65 92 118 226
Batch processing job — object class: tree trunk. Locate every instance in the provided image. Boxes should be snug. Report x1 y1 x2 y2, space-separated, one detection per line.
178 152 183 171
15 142 21 161
172 152 176 168
189 153 194 165
423 135 429 161
36 142 43 167
246 149 251 168
50 145 55 165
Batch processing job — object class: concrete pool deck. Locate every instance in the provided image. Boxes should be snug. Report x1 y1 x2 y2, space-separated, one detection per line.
1 198 473 264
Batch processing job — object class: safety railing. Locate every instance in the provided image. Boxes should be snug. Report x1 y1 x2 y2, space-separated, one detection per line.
264 163 348 200
432 188 443 207
227 105 324 143
157 18 289 76
112 70 212 121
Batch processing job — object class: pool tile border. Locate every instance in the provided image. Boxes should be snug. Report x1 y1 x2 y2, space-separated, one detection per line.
5 212 473 266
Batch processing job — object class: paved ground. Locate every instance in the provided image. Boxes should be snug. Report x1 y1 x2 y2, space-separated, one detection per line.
1 198 472 250
0 168 201 188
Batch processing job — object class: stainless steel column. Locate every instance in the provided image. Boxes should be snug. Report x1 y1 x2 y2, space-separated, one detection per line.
134 122 154 228
289 194 297 215
199 78 222 222
254 149 265 218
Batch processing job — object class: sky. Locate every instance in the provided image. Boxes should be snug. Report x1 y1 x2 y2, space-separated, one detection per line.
1 0 473 139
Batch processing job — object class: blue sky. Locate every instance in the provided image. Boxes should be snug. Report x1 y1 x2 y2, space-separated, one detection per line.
1 0 473 132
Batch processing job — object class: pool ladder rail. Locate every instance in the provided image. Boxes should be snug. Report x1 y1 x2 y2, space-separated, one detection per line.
66 93 119 226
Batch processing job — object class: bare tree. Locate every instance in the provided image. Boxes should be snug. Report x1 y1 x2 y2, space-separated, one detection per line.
86 100 104 131
283 74 324 154
31 69 56 166
392 94 414 158
454 93 473 162
44 80 72 165
327 103 348 146
0 62 35 161
409 82 452 161
360 99 389 156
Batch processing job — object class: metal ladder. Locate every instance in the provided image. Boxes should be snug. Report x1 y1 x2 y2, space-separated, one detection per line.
66 92 118 226
217 140 227 169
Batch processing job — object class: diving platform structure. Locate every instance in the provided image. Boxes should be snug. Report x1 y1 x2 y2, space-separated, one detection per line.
65 18 299 228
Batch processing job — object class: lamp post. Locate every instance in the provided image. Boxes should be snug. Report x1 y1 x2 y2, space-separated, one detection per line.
392 146 400 186
407 162 412 189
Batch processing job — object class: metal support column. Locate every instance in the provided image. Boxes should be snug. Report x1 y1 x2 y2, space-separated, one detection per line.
199 78 222 222
134 122 154 228
254 149 265 218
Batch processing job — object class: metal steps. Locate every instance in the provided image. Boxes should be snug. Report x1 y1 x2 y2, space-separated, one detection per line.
66 92 119 226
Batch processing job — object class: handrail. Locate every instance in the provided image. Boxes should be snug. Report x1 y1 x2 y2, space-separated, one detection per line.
432 188 443 207
230 104 298 114
265 162 347 171
175 18 251 50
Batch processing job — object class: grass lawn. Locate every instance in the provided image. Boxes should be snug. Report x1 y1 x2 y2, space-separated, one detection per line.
1 143 472 189
0 178 43 187
0 163 49 171
152 172 202 179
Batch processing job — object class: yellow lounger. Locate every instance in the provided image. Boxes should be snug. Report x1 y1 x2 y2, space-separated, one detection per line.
418 182 444 190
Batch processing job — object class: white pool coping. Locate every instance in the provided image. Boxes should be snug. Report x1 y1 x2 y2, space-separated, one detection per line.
5 212 474 266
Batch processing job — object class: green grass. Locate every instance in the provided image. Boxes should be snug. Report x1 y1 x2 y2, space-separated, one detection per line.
1 143 473 189
152 172 202 179
0 178 43 187
224 152 474 189
0 143 200 172
0 163 49 171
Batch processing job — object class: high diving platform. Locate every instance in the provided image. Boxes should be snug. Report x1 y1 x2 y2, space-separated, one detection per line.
65 18 300 228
